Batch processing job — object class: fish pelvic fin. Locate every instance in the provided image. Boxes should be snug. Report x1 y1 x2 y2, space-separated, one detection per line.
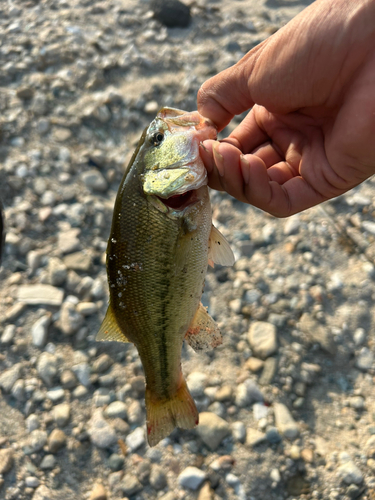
208 224 235 267
185 302 222 352
146 376 199 447
96 302 130 343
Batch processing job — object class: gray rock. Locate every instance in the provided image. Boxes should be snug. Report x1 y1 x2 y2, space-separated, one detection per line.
72 385 88 398
187 371 207 398
196 412 231 451
337 453 363 485
48 429 66 453
120 474 143 496
0 448 14 474
92 354 113 373
178 466 206 490
259 357 277 385
266 426 282 444
17 284 64 306
104 401 127 420
64 251 93 272
46 387 65 403
231 421 246 443
53 403 70 427
11 379 25 401
0 363 22 392
149 464 167 490
298 313 336 354
1 324 16 344
356 347 374 371
57 229 81 254
46 258 67 286
284 215 301 235
248 321 277 359
235 379 264 407
88 410 117 449
27 430 48 453
127 399 143 424
274 403 299 440
31 314 52 347
125 427 145 451
82 169 108 192
72 363 91 387
39 454 56 470
37 353 57 386
25 477 40 488
26 414 40 433
59 302 84 335
246 428 267 447
32 485 53 500
108 453 124 472
151 0 191 28
60 369 78 389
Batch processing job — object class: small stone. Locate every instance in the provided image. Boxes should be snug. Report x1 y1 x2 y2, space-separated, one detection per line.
349 396 365 410
196 412 231 451
337 459 363 485
73 385 88 398
48 429 66 453
59 302 84 335
53 127 72 142
266 426 282 444
0 449 14 474
245 357 264 372
151 0 191 28
214 385 233 402
246 428 267 447
178 466 206 490
31 314 52 347
89 483 107 500
104 401 127 420
289 445 301 460
53 403 70 427
26 414 40 433
301 448 314 463
32 485 53 500
63 252 93 272
150 464 167 490
60 369 78 389
144 101 159 114
235 379 263 407
274 403 299 440
16 86 35 99
27 430 48 453
92 354 113 373
25 477 40 488
0 363 21 392
72 363 91 387
58 229 81 254
39 454 56 470
76 302 97 316
37 353 57 386
120 474 143 496
248 321 277 359
356 347 374 371
12 379 25 400
253 402 268 420
187 372 207 397
284 215 301 235
127 400 143 424
1 324 16 344
259 357 277 385
36 118 50 135
353 328 366 345
46 387 65 403
125 427 145 451
231 421 246 443
88 410 117 449
82 169 108 192
17 284 64 306
108 453 124 472
197 482 214 500
46 258 67 286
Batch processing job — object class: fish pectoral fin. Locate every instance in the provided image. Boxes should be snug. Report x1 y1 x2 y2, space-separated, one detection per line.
146 375 198 447
185 302 222 352
208 225 235 267
96 303 130 343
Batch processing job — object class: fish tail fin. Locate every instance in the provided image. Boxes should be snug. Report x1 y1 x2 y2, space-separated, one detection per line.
145 376 199 447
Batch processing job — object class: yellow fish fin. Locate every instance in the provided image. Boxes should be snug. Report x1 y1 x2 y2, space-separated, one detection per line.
208 224 235 267
146 375 198 447
96 303 130 343
185 302 222 352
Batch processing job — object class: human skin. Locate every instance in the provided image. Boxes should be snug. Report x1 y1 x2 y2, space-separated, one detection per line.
197 0 375 217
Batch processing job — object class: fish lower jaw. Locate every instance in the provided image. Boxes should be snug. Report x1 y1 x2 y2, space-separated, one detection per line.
157 189 197 211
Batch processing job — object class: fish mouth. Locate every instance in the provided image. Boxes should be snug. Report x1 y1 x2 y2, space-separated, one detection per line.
157 189 197 211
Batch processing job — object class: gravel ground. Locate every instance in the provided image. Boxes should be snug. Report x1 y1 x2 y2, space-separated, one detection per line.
1 1 375 499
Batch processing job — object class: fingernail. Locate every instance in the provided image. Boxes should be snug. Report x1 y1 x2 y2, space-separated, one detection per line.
199 141 209 153
240 155 250 184
212 142 224 177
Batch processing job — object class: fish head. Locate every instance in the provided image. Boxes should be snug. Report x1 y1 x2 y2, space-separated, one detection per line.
139 107 217 211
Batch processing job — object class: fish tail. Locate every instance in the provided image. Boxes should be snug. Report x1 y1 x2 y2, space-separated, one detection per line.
145 375 199 447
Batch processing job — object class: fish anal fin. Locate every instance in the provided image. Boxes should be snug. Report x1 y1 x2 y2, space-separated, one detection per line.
96 303 130 343
208 225 235 267
185 303 222 352
146 376 198 446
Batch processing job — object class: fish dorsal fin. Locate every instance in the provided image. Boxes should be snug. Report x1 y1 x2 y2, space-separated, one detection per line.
185 303 222 352
96 303 130 343
208 225 235 267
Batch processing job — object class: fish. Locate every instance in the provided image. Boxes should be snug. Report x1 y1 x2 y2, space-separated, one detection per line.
97 107 235 446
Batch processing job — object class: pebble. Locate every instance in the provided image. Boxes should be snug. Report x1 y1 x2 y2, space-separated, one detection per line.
120 474 143 496
25 477 40 488
104 401 127 420
178 466 206 490
89 483 107 500
231 421 246 443
337 453 363 485
246 428 267 447
108 453 124 472
46 386 65 403
63 252 93 272
151 0 191 28
283 215 301 235
266 426 282 444
60 369 78 389
27 430 48 453
0 448 14 474
31 313 52 347
0 363 21 392
53 403 70 426
248 321 277 359
82 169 108 192
37 353 57 386
245 357 264 372
259 357 277 385
59 302 84 335
76 301 98 315
1 324 16 344
32 485 53 500
356 347 374 371
88 410 117 449
48 429 66 453
274 403 300 440
39 454 56 470
196 412 231 451
125 427 145 451
26 414 40 432
46 257 67 286
92 354 113 373
187 371 207 398
235 379 264 407
17 284 64 306
197 482 214 500
149 464 167 490
72 363 91 387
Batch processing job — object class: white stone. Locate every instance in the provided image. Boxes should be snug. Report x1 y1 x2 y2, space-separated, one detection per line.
178 466 206 490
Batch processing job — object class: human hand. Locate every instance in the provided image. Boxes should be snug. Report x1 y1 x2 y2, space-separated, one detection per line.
197 0 375 217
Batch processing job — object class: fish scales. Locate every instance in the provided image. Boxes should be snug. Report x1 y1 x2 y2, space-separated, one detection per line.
97 107 235 445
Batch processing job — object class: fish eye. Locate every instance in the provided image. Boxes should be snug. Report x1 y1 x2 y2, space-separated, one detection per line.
150 131 164 146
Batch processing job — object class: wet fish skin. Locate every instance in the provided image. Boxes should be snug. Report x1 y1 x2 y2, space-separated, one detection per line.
97 108 234 446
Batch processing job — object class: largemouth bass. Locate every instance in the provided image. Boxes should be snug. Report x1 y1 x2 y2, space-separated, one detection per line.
97 108 234 446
